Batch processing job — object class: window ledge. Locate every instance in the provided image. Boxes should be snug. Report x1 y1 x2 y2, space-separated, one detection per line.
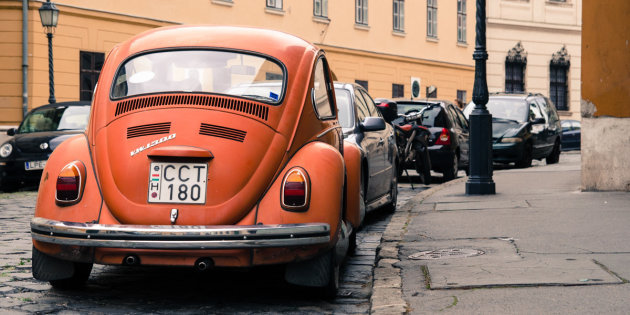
392 30 406 37
546 0 572 7
426 36 439 43
211 0 233 7
457 41 468 47
265 7 285 15
313 16 330 24
354 23 370 31
558 110 573 116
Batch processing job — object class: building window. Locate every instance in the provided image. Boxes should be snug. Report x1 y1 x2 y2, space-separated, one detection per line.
550 46 570 111
457 0 466 43
393 0 404 32
457 90 467 103
426 85 437 98
266 0 282 9
392 83 404 98
314 0 328 18
427 0 437 38
355 80 368 91
356 0 368 25
80 51 104 101
505 42 527 93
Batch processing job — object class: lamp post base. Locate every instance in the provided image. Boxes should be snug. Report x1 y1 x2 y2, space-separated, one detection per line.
466 179 496 195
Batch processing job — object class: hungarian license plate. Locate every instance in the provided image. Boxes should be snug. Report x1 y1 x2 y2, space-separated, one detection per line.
25 160 46 170
147 162 207 204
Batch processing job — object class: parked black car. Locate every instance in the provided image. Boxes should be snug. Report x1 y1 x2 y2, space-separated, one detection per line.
464 93 562 167
334 83 398 212
0 101 91 191
382 99 469 181
561 119 581 151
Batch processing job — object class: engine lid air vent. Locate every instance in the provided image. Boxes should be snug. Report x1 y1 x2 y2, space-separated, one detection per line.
127 122 171 139
115 94 269 121
199 123 246 142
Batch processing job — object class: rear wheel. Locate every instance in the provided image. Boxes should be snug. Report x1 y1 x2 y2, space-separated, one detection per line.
321 250 340 299
32 246 92 290
546 140 561 164
443 152 458 181
384 162 398 213
516 143 533 168
414 144 432 185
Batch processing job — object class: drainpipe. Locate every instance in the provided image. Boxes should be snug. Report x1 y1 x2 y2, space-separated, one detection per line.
22 0 29 118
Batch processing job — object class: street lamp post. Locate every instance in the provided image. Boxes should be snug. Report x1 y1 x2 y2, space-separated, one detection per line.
39 0 59 104
465 0 495 195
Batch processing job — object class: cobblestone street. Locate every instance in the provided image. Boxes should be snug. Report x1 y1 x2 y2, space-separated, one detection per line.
0 181 424 314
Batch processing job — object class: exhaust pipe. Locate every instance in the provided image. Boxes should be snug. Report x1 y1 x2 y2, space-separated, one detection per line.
123 255 140 266
195 257 214 271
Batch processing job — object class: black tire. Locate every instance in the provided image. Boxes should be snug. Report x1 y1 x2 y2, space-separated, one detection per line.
414 145 432 185
443 152 458 181
516 143 533 168
383 162 398 213
0 180 19 193
546 140 561 164
32 246 92 290
322 250 340 299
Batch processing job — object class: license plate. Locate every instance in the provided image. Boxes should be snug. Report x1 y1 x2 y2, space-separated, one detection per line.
147 162 207 204
25 160 47 170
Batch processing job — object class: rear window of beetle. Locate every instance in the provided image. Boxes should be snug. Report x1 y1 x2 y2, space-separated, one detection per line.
111 50 285 104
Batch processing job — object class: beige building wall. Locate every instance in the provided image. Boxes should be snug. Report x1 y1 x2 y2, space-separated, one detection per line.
486 0 582 120
1 0 476 126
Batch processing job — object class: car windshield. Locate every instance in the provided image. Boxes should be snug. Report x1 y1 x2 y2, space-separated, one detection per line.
111 50 285 104
18 106 90 134
334 88 354 129
470 98 528 122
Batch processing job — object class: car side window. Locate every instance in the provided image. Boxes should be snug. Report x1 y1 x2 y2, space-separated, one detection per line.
446 106 460 128
543 97 560 123
454 106 469 129
354 92 370 122
312 57 335 120
529 102 544 121
358 89 381 118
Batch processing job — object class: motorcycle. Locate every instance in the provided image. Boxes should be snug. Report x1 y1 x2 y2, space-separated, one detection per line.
393 110 432 186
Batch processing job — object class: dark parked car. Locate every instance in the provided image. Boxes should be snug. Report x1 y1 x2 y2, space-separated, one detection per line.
464 93 562 167
0 101 91 191
561 119 581 151
387 99 470 181
335 83 398 212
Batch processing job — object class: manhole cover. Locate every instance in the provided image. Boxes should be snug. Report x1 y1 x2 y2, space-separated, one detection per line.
408 248 484 260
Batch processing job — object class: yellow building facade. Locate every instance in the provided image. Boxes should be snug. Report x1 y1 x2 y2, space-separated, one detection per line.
1 0 476 126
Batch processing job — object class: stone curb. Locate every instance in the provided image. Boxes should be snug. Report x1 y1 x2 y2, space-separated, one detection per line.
369 176 468 315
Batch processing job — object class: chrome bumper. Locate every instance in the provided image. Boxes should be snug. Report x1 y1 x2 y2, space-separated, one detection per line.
31 217 330 250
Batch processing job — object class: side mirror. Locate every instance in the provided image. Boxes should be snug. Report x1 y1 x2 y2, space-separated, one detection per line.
531 118 545 125
376 101 398 123
360 117 386 132
6 128 16 136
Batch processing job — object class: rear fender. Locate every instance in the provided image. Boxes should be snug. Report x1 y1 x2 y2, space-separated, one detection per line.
34 134 103 256
254 141 345 265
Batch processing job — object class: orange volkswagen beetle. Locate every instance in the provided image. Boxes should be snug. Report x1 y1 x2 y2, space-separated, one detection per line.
30 25 364 295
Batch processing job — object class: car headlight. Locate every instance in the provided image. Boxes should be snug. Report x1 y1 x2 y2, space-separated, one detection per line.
500 137 523 143
0 143 12 158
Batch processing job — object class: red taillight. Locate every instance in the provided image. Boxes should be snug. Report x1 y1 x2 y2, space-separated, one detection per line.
435 128 451 145
281 167 310 211
56 161 86 206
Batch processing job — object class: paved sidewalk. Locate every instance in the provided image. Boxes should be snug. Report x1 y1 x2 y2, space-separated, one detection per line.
371 152 630 314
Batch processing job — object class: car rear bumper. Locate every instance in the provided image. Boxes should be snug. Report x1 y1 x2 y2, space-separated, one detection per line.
428 145 452 171
31 217 330 250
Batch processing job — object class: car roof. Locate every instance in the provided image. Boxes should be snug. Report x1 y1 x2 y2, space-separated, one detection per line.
31 101 91 111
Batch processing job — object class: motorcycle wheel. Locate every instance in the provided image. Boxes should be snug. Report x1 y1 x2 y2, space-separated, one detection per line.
414 144 432 185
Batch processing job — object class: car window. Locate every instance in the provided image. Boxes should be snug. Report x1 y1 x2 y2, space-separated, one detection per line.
529 102 544 121
447 105 463 129
543 97 560 123
312 57 336 119
18 106 90 134
474 98 529 122
573 120 581 130
534 98 550 121
111 50 285 104
334 88 354 129
354 92 370 122
454 106 469 129
421 107 447 128
358 89 380 117
561 120 572 132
